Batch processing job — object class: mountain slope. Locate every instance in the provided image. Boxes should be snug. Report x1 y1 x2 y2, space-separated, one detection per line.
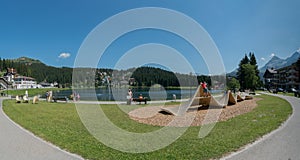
13 57 43 65
259 51 300 74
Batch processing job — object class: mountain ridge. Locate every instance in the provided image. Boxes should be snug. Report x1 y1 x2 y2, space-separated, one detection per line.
12 57 43 65
259 51 300 74
228 50 300 77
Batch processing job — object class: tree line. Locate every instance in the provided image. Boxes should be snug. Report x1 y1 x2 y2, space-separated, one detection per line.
0 57 212 88
130 67 210 87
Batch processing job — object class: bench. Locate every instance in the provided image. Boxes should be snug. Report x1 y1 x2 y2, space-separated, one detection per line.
53 96 69 102
249 92 256 95
132 97 148 104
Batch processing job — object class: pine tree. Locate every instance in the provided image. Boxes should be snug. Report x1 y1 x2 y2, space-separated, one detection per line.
2 59 7 70
237 54 249 90
242 63 258 90
237 53 261 90
249 52 259 76
0 58 2 71
249 52 261 88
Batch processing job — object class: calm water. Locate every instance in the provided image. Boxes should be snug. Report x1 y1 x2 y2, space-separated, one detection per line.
52 88 198 101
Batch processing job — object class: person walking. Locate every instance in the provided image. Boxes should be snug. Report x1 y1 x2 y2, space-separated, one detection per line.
76 93 80 101
25 90 28 99
127 89 133 105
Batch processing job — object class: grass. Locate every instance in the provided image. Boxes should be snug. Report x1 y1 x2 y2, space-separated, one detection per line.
276 92 295 97
3 94 292 160
1 88 68 97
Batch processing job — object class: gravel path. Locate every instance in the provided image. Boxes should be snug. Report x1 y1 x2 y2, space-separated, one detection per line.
0 97 83 160
223 93 300 160
129 97 260 127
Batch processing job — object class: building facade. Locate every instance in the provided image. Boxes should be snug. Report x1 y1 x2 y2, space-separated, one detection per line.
263 62 300 90
13 76 39 89
263 68 278 89
3 68 39 89
277 64 299 89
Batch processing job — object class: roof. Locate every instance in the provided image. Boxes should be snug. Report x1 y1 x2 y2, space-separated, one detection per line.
267 68 277 74
14 76 36 80
39 82 52 86
263 68 277 78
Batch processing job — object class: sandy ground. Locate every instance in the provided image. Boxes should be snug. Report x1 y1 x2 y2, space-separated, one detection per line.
129 97 260 127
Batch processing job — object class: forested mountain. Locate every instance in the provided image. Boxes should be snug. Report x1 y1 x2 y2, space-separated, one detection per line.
0 57 210 87
0 57 73 86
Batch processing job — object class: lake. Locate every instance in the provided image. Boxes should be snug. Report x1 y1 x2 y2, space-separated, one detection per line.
52 87 198 101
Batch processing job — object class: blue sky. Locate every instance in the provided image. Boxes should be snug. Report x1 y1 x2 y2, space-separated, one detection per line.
1 0 300 74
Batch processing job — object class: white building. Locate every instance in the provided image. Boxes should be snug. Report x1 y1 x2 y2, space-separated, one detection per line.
13 76 39 89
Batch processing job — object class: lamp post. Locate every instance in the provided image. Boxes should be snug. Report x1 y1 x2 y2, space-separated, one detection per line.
189 72 192 98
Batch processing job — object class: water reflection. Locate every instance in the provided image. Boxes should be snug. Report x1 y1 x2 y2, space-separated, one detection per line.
52 88 196 101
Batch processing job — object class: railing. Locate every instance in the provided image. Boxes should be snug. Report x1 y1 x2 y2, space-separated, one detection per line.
287 69 298 74
287 75 297 79
0 78 8 89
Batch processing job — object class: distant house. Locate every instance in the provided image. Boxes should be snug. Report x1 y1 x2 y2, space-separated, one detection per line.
39 82 55 88
3 68 17 82
263 62 300 90
129 78 136 86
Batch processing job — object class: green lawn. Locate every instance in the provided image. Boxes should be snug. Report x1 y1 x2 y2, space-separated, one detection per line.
1 88 68 97
3 94 292 160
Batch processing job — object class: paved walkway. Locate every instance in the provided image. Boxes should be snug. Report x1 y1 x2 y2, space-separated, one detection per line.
0 98 83 160
224 93 300 160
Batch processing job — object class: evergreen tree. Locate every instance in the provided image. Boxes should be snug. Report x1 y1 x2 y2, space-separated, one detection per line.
237 54 249 90
249 52 260 88
0 58 2 71
249 53 259 75
237 53 260 90
2 59 7 70
242 64 258 90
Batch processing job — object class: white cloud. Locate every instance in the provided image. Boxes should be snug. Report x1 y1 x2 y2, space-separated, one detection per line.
270 53 275 58
58 52 71 59
297 48 300 53
261 57 265 61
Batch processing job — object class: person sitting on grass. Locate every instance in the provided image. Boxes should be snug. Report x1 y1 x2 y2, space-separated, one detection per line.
139 94 143 99
138 94 143 104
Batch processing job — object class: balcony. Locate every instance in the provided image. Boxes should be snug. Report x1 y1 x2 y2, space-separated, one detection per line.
288 69 298 74
287 75 297 79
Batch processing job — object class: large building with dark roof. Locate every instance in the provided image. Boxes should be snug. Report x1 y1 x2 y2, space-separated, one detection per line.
263 62 299 90
263 68 278 89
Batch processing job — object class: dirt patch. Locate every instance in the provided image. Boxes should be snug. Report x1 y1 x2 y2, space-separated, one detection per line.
129 97 261 127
